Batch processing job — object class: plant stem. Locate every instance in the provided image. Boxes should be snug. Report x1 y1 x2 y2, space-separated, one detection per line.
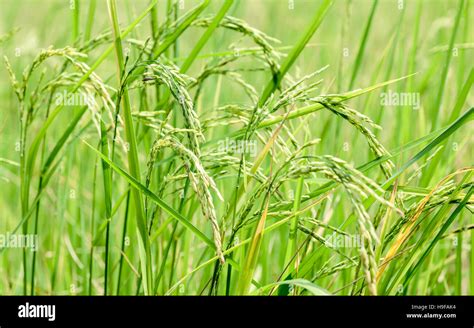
107 0 152 295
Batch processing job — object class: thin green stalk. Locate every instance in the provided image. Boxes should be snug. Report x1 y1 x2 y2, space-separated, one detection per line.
149 0 159 47
284 176 304 272
223 74 414 141
258 0 333 107
84 0 97 42
72 0 80 42
154 0 211 58
14 1 159 258
348 0 378 89
382 169 472 294
167 198 327 295
421 68 474 185
153 176 191 294
154 0 214 108
100 121 113 295
83 141 215 249
30 89 58 295
431 0 465 130
107 0 152 295
237 189 271 295
455 216 463 294
149 0 159 94
225 1 333 258
88 157 99 295
117 191 131 295
77 0 159 88
180 0 233 73
403 181 473 289
386 108 473 187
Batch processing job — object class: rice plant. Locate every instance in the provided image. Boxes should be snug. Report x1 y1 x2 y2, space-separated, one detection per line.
0 0 472 296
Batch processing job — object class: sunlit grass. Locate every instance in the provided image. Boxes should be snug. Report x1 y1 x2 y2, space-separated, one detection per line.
0 0 472 296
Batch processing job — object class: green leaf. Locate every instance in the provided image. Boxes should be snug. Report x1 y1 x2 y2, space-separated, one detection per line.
257 279 331 296
82 140 215 249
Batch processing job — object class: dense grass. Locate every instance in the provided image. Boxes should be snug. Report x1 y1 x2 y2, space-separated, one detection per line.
0 0 472 296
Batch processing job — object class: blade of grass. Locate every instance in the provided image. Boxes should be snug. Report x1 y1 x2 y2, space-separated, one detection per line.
180 0 233 73
116 191 131 295
83 140 214 249
379 168 472 292
431 0 465 130
255 279 330 296
386 107 473 187
284 176 304 273
236 184 271 295
72 0 80 43
84 0 97 42
88 156 99 295
154 0 211 58
421 67 474 185
107 0 152 295
166 196 329 295
258 0 333 106
76 0 158 88
455 215 463 294
21 0 159 233
348 0 378 89
221 73 415 140
2 6 157 288
403 180 473 289
99 121 113 295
